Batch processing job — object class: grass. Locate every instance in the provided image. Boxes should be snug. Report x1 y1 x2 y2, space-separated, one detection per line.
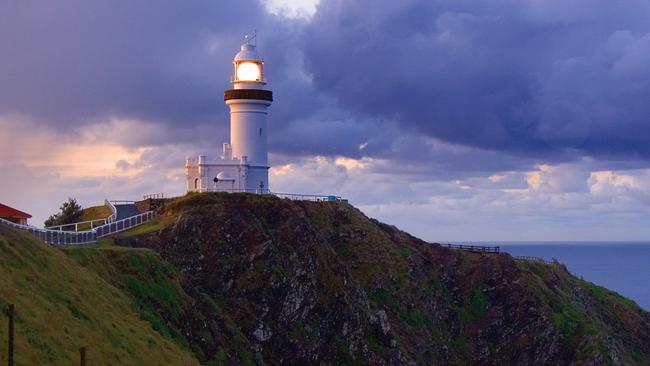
64 244 190 342
0 225 198 365
469 287 488 319
114 219 165 237
369 289 398 310
402 308 433 329
552 303 585 342
81 205 112 222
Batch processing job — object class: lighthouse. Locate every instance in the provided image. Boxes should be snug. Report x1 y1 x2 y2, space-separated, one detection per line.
185 38 273 193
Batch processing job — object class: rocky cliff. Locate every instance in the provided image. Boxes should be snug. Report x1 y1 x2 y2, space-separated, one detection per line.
99 193 650 365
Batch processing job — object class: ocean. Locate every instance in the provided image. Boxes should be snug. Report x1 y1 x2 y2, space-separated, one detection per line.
491 242 650 311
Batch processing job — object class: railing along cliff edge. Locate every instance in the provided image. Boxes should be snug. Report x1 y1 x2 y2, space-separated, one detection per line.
514 256 557 265
440 243 500 254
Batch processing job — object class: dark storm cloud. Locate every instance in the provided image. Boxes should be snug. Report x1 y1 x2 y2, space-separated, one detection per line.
3 0 650 167
0 1 279 127
302 0 650 160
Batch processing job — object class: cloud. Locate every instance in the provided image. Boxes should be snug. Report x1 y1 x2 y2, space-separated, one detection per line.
0 116 197 224
526 164 590 193
302 0 650 160
1 1 650 240
261 0 320 18
0 1 278 129
270 155 650 240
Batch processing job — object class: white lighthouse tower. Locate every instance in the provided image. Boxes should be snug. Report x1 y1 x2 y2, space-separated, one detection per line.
185 38 273 193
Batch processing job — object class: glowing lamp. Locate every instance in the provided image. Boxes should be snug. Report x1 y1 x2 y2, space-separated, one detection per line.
236 61 262 81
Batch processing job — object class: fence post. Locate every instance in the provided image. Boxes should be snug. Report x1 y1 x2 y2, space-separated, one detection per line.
79 346 86 366
6 303 14 366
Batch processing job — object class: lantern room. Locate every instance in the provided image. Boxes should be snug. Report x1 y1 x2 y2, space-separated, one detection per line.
232 43 265 85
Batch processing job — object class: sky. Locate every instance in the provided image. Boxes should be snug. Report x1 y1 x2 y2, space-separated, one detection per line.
1 0 649 241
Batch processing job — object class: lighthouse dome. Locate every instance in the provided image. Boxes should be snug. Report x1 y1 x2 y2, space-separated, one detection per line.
234 44 263 62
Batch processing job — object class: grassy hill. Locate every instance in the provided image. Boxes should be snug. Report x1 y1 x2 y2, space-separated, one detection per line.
80 205 111 222
0 225 198 365
88 193 649 365
2 193 649 365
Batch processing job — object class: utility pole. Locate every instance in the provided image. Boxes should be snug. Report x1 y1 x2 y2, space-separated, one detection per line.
5 304 14 366
79 346 86 366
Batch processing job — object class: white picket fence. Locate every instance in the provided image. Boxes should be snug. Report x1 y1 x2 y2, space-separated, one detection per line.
0 211 154 246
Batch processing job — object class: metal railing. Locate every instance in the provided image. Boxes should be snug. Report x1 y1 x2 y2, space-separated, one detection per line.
143 193 165 200
272 192 342 202
45 196 144 232
94 211 154 238
514 256 556 265
440 243 500 254
0 211 155 245
45 218 108 232
0 218 97 245
105 199 118 223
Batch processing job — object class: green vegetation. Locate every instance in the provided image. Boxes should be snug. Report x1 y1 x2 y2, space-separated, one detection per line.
552 303 585 342
515 258 650 364
469 287 488 318
332 241 353 257
81 205 111 222
369 289 398 309
402 308 433 329
0 225 198 365
115 219 165 237
63 242 190 351
43 198 83 228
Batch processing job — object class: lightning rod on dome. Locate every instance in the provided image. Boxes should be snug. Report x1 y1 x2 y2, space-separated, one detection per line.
244 30 257 46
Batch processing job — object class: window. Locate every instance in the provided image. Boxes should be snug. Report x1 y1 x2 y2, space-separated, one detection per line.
259 127 262 136
194 178 198 189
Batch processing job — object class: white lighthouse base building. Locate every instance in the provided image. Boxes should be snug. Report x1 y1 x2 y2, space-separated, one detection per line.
185 144 269 193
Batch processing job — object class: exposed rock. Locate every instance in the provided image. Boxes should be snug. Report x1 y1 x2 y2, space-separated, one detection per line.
253 323 273 342
113 193 650 365
369 310 391 335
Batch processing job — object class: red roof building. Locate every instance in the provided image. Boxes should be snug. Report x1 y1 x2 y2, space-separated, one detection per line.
0 203 32 225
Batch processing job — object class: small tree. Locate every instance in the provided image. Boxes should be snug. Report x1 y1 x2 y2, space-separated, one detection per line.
44 198 84 228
